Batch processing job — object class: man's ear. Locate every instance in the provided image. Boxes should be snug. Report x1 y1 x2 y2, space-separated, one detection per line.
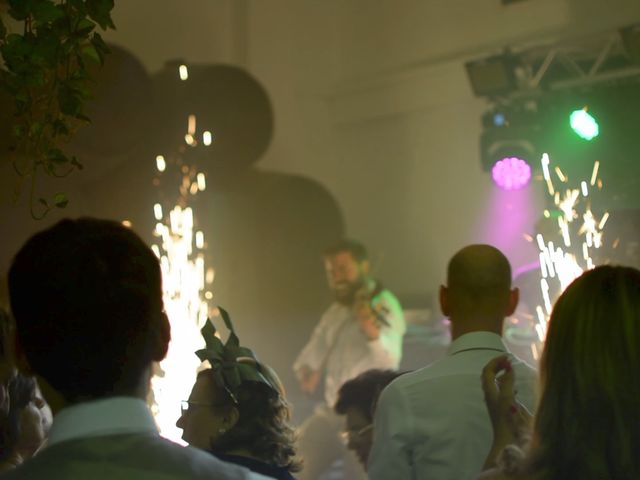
224 406 240 430
439 285 451 317
151 311 171 362
505 287 519 316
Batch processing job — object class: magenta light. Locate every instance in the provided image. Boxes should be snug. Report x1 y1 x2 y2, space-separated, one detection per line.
491 157 532 191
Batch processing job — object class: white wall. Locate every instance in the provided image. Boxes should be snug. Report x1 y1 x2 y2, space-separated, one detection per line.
249 0 640 301
3 0 639 303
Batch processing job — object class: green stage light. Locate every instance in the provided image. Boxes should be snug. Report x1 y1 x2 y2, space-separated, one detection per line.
570 108 599 141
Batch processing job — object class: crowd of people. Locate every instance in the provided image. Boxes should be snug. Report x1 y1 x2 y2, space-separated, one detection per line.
0 217 638 480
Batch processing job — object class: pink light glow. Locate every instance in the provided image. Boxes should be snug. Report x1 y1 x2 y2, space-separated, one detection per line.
492 157 532 191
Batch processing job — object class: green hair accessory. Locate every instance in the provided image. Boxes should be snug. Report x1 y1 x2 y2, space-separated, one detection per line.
195 307 276 404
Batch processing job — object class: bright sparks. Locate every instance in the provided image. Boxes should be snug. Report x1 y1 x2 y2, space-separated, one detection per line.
197 173 206 191
554 166 567 183
581 181 588 197
179 64 189 81
590 160 600 186
154 203 163 221
188 115 196 136
541 153 555 195
533 156 609 344
203 131 212 146
151 205 208 443
156 155 166 172
150 140 210 442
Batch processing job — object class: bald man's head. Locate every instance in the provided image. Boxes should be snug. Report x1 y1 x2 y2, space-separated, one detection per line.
441 245 518 328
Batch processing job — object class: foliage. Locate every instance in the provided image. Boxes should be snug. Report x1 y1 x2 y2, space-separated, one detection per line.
0 0 115 218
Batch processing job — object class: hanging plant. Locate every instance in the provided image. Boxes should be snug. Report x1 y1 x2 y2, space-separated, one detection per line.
0 0 115 218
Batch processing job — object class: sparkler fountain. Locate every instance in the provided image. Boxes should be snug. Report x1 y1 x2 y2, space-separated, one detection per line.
529 153 609 359
147 64 215 443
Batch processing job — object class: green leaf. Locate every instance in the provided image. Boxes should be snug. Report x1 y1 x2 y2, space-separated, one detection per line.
58 84 82 116
32 28 61 68
29 122 44 136
24 68 46 88
68 0 87 14
46 148 69 165
70 156 84 170
89 32 110 65
52 119 70 137
81 44 100 64
8 0 31 21
11 124 26 139
3 34 33 58
33 2 66 24
75 18 96 37
86 0 115 30
75 113 91 123
90 32 110 53
14 92 31 113
53 192 69 208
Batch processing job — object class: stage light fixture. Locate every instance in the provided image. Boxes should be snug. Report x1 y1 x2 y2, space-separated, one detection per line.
492 156 532 190
481 123 537 166
493 112 507 127
570 108 599 141
465 54 518 97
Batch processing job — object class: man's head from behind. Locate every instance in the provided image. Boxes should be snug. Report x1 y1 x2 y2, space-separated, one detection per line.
323 239 370 305
440 244 518 335
8 218 170 404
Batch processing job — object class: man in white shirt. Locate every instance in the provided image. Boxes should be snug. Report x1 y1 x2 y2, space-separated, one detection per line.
294 239 405 480
368 244 538 480
5 218 268 480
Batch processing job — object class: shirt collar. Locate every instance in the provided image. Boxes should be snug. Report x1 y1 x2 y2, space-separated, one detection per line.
47 396 158 447
447 331 507 356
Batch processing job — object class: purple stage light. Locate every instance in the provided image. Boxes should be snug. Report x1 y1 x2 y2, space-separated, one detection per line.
491 157 532 191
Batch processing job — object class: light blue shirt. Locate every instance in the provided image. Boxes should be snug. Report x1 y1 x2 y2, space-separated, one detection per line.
368 331 538 480
47 397 158 447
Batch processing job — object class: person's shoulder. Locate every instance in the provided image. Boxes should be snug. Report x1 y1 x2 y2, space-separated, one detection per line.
3 434 268 480
322 302 346 317
145 436 269 479
477 467 536 480
380 362 440 395
477 467 513 480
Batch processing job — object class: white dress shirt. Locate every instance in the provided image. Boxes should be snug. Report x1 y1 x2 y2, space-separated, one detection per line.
294 288 405 407
47 397 158 447
29 396 271 480
368 331 538 480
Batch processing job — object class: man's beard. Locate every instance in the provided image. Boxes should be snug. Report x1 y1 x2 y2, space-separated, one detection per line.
333 277 366 306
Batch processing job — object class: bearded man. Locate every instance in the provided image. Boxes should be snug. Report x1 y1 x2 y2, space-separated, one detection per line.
293 239 405 480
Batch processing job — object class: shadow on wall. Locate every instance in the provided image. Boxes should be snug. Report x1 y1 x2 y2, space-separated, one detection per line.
57 51 345 395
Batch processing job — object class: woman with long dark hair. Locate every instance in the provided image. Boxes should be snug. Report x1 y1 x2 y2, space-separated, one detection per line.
480 265 640 480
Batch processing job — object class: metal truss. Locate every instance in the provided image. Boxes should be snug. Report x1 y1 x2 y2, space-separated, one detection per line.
509 25 640 96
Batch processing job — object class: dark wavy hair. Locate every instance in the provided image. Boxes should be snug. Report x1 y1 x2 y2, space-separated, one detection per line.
202 359 301 472
323 239 368 263
334 369 405 421
0 374 36 462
